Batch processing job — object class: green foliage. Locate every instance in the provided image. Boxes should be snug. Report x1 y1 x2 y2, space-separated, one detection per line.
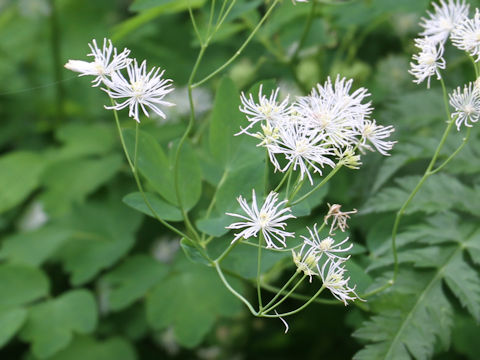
146 254 241 347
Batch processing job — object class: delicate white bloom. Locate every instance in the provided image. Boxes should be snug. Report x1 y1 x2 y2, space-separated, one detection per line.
239 85 291 134
226 190 296 249
358 119 397 156
451 8 480 61
292 245 321 282
301 223 352 260
319 258 363 305
409 37 446 88
449 82 480 130
267 122 336 185
335 147 362 170
104 59 175 122
64 38 131 87
324 203 357 235
419 0 469 45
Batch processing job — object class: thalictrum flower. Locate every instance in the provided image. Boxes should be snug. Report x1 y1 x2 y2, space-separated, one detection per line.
419 0 470 45
301 223 353 260
324 203 358 235
358 119 397 156
226 190 296 249
64 38 131 87
449 82 480 130
104 59 174 122
319 258 363 305
409 37 446 88
451 8 480 61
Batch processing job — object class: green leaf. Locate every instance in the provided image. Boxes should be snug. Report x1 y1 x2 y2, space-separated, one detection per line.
56 201 142 285
0 151 46 214
34 336 136 360
196 216 231 237
0 307 27 347
0 264 49 309
40 154 122 216
180 238 211 266
146 254 241 347
0 225 72 266
122 192 183 221
101 255 168 312
124 129 202 210
20 290 97 359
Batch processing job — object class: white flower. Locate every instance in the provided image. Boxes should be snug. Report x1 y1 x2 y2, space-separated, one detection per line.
104 59 175 122
292 245 321 282
449 82 480 130
64 38 131 87
226 190 296 249
451 8 480 61
419 0 469 45
358 119 397 156
267 122 336 185
324 203 357 235
409 37 446 88
239 85 291 134
301 223 352 260
319 258 362 305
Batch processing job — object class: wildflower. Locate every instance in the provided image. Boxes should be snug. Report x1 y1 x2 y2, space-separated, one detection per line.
301 223 353 260
319 258 362 305
324 203 357 235
239 85 291 134
335 147 362 169
451 8 480 61
449 82 480 130
419 0 469 45
292 246 320 282
409 37 446 88
226 190 296 249
266 122 335 185
104 59 174 122
358 119 396 156
64 38 131 87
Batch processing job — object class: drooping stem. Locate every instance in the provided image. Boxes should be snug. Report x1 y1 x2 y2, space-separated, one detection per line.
261 281 340 305
257 233 264 309
262 271 300 311
261 274 307 314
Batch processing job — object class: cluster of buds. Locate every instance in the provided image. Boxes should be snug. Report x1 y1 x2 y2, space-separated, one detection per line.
65 38 174 122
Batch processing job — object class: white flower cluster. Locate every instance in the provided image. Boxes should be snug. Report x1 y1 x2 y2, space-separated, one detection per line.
410 1 480 130
226 191 361 304
65 38 174 123
238 77 396 185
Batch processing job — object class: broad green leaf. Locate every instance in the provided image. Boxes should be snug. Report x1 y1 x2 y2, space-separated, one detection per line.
101 255 168 312
122 192 183 221
0 307 27 347
124 129 201 210
196 215 232 237
146 254 241 347
34 336 136 360
0 264 49 309
0 225 72 266
54 123 116 159
0 151 45 214
20 290 97 359
56 201 142 285
179 238 211 266
40 155 123 216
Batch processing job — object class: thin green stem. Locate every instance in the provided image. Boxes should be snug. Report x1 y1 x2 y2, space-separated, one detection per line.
285 167 294 198
261 285 325 318
212 0 237 38
262 272 299 310
192 0 281 88
257 234 263 309
261 274 306 314
215 240 239 263
430 128 471 175
188 4 203 46
110 103 192 242
261 281 340 305
470 56 479 78
290 164 343 206
206 0 216 39
214 261 258 315
290 0 317 64
390 77 455 283
134 122 139 168
273 164 293 193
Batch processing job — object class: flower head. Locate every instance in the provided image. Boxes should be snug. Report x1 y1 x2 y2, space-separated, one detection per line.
358 119 397 156
324 203 357 235
449 81 480 130
409 37 446 88
451 8 480 61
104 59 174 122
301 223 353 260
64 38 131 87
319 258 363 305
419 0 470 45
226 190 296 249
